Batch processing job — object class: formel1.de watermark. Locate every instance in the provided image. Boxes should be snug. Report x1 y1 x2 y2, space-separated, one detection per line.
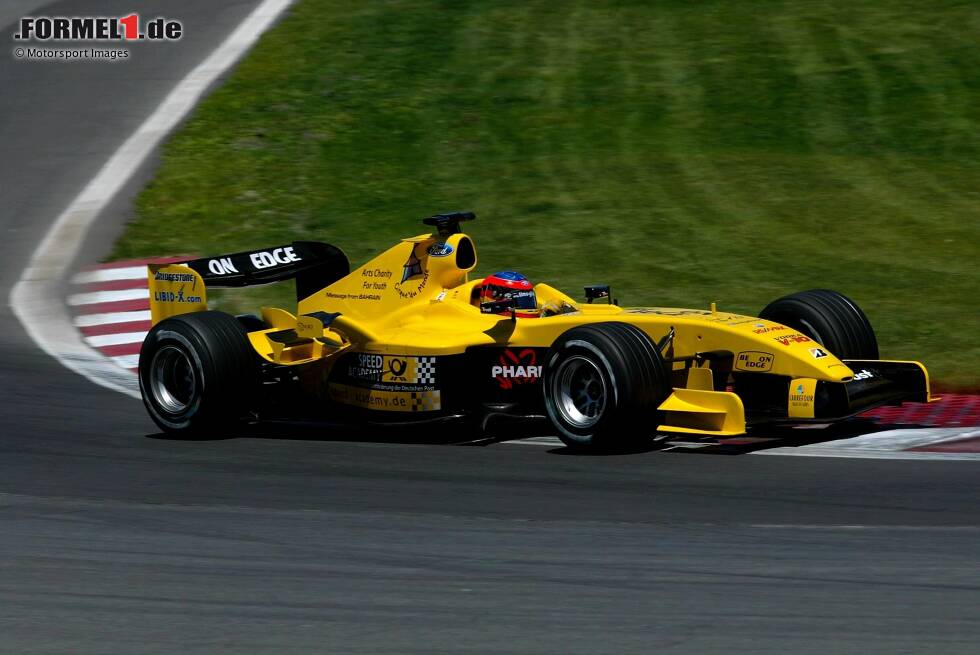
11 14 183 62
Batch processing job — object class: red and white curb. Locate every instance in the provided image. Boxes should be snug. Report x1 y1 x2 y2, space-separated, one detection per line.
8 0 294 400
756 428 980 461
70 258 184 372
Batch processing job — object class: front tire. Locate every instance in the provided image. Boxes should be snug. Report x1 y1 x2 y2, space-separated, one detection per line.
759 289 879 359
138 311 258 435
543 322 671 451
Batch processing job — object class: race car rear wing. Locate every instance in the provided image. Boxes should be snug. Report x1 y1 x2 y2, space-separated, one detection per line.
182 241 349 300
147 241 349 325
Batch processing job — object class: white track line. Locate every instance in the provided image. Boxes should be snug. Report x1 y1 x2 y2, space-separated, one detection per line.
509 428 980 461
112 355 141 370
510 437 563 447
68 288 149 306
757 427 980 460
72 266 148 284
8 0 294 399
757 449 980 462
84 331 148 347
73 310 152 327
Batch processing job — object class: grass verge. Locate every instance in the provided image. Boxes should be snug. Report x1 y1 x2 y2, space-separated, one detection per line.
113 0 980 388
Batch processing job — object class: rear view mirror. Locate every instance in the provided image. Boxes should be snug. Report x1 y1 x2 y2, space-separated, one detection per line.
584 284 611 304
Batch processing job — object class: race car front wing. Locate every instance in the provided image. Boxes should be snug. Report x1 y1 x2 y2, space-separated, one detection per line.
656 359 933 437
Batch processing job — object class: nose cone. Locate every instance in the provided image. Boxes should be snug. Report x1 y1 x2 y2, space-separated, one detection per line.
738 319 854 382
789 342 854 381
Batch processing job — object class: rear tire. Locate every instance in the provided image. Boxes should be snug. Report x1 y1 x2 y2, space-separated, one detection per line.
759 289 879 359
138 311 259 435
543 322 671 451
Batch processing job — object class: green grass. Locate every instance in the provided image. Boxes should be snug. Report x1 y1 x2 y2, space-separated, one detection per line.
113 0 980 389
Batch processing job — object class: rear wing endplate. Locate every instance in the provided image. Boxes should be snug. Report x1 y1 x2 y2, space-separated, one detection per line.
147 264 208 325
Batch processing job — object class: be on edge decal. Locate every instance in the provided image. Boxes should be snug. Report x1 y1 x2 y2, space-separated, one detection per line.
734 350 774 372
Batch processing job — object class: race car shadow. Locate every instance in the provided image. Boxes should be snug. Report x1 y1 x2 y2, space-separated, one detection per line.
541 418 929 456
654 418 899 456
144 414 536 446
145 415 918 455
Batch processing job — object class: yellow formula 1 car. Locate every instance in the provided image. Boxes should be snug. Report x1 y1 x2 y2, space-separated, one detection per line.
139 212 933 450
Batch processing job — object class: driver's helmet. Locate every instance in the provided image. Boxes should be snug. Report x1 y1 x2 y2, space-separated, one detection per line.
479 271 540 318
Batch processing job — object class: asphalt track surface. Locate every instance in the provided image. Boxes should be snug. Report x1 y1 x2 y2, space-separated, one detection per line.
1 3 978 653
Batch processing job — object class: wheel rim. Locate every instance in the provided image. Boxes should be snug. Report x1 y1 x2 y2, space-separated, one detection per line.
149 344 197 414
553 355 607 429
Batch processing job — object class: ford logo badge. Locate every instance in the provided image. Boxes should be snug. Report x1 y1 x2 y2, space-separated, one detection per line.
427 242 454 257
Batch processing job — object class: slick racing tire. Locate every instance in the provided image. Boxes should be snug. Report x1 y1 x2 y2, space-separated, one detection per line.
544 322 671 452
139 311 258 436
759 289 879 360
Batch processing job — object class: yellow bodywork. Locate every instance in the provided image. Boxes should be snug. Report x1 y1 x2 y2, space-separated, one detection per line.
291 233 853 381
658 388 746 436
147 230 932 434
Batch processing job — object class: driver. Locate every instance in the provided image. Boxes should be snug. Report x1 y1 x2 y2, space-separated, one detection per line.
476 271 541 318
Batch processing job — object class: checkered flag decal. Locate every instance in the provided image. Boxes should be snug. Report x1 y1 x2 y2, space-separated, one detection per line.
414 356 436 384
410 390 441 412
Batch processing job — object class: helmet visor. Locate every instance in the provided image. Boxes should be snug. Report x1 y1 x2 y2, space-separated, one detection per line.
481 285 537 312
509 289 538 310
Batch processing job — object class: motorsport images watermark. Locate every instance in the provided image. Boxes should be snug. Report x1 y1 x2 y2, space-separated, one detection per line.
12 14 182 62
